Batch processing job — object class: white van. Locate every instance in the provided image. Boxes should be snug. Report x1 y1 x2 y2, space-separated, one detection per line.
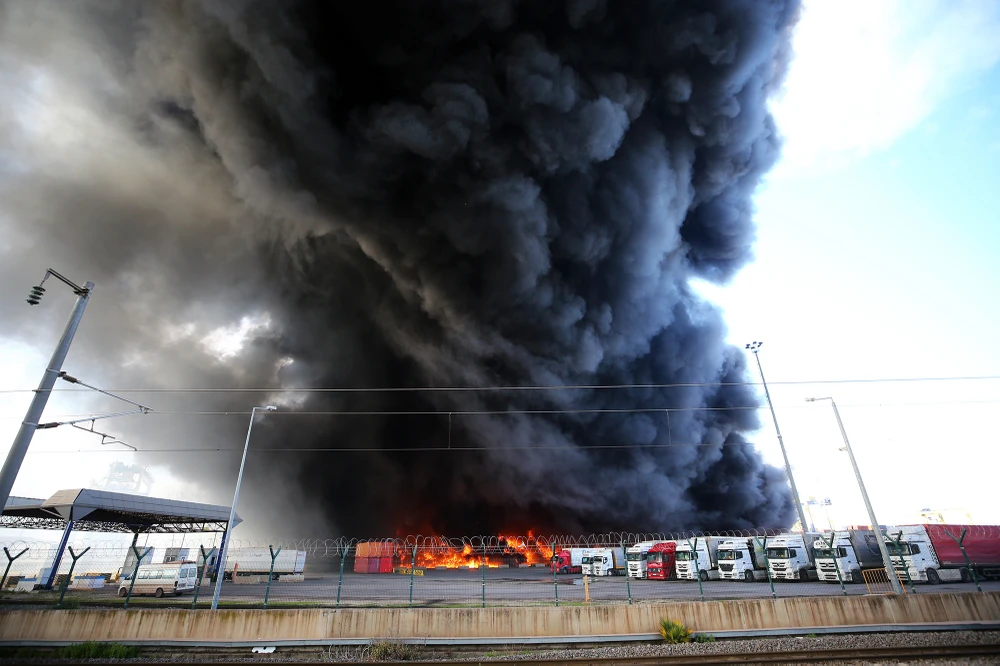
118 561 197 598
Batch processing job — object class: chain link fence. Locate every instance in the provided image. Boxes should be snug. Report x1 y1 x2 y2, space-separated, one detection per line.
1 530 996 609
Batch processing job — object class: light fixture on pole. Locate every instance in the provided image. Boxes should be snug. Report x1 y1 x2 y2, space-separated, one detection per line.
0 270 93 512
805 396 902 594
745 341 809 532
210 405 277 610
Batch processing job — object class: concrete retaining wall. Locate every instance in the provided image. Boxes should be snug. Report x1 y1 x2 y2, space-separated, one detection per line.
2 593 999 643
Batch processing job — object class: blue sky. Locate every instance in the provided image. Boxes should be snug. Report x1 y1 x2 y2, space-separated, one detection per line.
1 0 999 535
695 0 1000 528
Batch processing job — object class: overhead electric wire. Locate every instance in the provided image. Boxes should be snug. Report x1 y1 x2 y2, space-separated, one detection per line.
1 374 999 395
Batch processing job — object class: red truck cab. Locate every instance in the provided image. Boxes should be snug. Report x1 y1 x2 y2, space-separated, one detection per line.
646 541 677 580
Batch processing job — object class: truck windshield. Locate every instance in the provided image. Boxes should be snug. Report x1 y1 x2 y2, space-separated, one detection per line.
766 548 790 559
626 553 642 561
648 553 662 563
815 547 848 559
885 542 915 555
717 550 739 560
582 557 593 564
675 551 694 561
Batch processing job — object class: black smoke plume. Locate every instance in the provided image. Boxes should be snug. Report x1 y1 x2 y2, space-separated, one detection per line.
0 0 799 535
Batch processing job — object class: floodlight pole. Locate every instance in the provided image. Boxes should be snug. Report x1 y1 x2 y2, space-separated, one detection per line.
746 342 809 532
210 405 276 610
0 272 93 513
806 397 903 595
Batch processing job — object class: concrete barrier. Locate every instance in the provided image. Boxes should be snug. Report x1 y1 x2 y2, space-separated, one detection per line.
1 593 998 643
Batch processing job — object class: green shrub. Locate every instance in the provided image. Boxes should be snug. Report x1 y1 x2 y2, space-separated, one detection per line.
367 639 418 661
59 597 81 610
658 619 693 644
693 633 716 643
58 641 139 659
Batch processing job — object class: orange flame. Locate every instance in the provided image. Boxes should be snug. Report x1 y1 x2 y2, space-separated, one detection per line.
400 533 550 569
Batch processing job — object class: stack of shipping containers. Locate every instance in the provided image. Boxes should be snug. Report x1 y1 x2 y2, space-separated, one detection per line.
353 541 396 574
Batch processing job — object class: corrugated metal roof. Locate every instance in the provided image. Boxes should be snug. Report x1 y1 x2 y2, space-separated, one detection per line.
2 488 240 532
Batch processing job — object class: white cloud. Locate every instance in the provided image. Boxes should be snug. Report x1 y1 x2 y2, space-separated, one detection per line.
772 0 1000 174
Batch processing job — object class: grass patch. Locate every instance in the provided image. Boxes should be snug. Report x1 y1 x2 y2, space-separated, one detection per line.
693 633 716 643
58 597 81 610
658 619 693 644
57 642 140 659
367 639 418 661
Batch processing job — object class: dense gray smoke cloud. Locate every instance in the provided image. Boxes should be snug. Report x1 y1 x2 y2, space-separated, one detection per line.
0 0 799 535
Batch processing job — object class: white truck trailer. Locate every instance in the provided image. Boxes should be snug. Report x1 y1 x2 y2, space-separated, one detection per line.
675 537 725 581
589 547 626 576
225 548 307 579
717 538 769 581
813 530 882 583
883 524 1000 584
766 533 821 581
626 541 666 579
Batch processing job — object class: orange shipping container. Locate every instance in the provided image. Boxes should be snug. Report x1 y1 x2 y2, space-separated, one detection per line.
356 541 395 558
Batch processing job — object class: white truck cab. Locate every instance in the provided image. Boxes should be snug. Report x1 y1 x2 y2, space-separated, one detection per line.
813 530 882 583
580 548 599 576
766 533 819 581
716 538 767 581
674 537 722 581
626 541 661 579
589 547 625 576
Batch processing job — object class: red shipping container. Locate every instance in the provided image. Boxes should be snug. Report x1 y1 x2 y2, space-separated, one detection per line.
378 557 394 573
354 556 369 573
367 557 379 573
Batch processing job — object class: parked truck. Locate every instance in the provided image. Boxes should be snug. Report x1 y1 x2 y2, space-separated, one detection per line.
551 548 587 574
224 548 307 580
675 537 725 581
580 548 599 576
626 541 667 579
813 529 883 583
717 538 769 581
766 533 821 581
883 524 1000 584
588 547 626 576
646 541 677 580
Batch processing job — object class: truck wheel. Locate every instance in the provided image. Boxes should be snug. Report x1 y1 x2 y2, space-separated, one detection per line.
926 569 941 585
961 568 971 583
850 569 862 584
798 569 808 582
743 571 754 582
117 587 127 598
699 570 708 582
154 587 164 598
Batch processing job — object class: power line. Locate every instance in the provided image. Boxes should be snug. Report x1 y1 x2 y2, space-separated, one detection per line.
21 441 786 454
1 374 999 395
3 398 998 422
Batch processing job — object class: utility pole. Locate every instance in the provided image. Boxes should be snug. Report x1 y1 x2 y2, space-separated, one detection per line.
0 270 93 512
746 342 808 532
806 397 903 594
211 405 276 610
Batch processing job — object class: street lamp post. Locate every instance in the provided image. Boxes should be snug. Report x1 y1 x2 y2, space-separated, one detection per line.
210 405 276 610
806 397 903 594
0 270 93 512
745 341 809 532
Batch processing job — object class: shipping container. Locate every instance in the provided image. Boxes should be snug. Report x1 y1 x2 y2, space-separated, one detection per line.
378 557 394 573
367 557 380 573
354 556 369 573
356 541 395 558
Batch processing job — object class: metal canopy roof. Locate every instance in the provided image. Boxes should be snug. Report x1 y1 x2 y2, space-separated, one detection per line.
1 488 240 533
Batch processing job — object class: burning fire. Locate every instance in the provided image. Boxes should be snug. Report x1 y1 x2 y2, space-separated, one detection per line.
399 533 551 569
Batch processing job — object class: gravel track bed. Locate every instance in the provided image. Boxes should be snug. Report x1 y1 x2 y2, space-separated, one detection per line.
8 630 995 663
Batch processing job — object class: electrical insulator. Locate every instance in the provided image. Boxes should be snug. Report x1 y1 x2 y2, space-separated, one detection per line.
26 285 46 306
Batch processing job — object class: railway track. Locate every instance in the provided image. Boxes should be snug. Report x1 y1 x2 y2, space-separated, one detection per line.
17 642 1000 665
